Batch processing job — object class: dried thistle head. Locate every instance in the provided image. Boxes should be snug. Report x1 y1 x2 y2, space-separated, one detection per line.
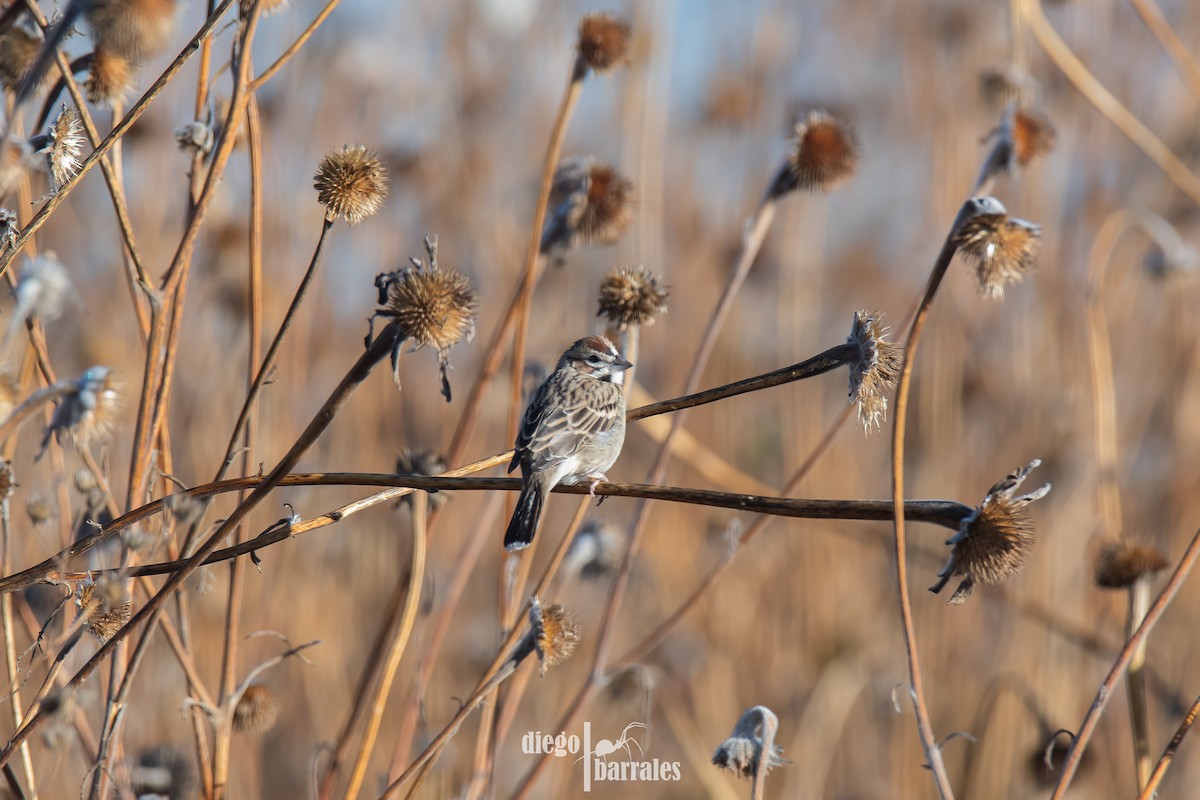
395 448 449 510
39 366 121 457
1095 537 1169 589
772 110 859 196
931 460 1051 604
86 47 134 106
540 156 635 255
531 598 581 676
0 24 43 94
33 105 86 196
712 705 787 780
846 310 902 433
597 266 669 329
13 252 72 326
313 144 389 225
232 684 281 734
86 0 179 61
564 519 624 580
77 577 132 642
576 13 631 76
1012 106 1056 167
373 235 479 402
953 196 1041 299
131 744 199 800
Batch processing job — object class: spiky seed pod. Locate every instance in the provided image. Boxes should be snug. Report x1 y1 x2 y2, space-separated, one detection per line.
531 599 581 676
953 197 1041 299
39 367 121 457
86 47 134 106
375 236 479 401
86 0 179 61
564 519 625 580
576 13 631 75
0 461 15 501
846 310 902 433
0 209 17 253
395 448 449 509
540 157 636 255
712 706 788 779
232 684 281 734
78 579 132 642
313 144 389 225
39 106 86 195
131 745 199 800
0 25 42 93
1095 539 1169 589
772 110 859 195
931 460 1051 604
1012 106 1056 167
597 266 669 329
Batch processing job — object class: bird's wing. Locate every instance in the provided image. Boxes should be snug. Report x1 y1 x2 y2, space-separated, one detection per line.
514 373 621 475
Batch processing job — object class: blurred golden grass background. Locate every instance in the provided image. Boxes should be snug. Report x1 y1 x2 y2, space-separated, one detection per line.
4 0 1200 797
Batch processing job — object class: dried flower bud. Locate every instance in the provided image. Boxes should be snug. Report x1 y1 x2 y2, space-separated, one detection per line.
512 597 582 676
1095 538 1169 589
0 24 43 93
164 492 204 529
131 745 198 800
87 0 179 61
39 366 120 457
232 684 281 734
565 519 624 580
175 118 215 156
1012 107 1056 167
953 196 1041 299
931 460 1051 603
712 706 787 780
576 13 631 75
73 467 98 494
846 310 902 433
313 144 389 225
540 156 635 255
771 110 859 196
395 448 449 509
25 494 53 525
31 105 86 196
78 578 132 642
12 252 71 328
373 235 479 402
86 47 134 106
597 266 669 329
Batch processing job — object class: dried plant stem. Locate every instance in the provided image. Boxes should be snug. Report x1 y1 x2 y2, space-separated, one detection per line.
1126 0 1200 102
341 492 428 800
1136 692 1200 800
1126 578 1152 789
250 0 343 90
0 325 402 770
0 0 237 276
0 502 35 799
1050 524 1200 797
887 203 984 800
1023 0 1200 207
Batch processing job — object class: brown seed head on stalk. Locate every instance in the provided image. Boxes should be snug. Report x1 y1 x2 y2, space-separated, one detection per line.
232 684 281 734
1012 106 1056 167
86 47 134 106
0 24 43 93
771 110 859 196
87 0 179 61
28 106 86 197
529 598 581 676
1095 538 1169 589
313 144 389 225
395 448 449 509
372 235 479 402
953 196 1041 299
576 13 631 75
712 705 788 780
846 310 902 433
597 265 669 329
78 578 132 642
540 156 635 256
932 460 1051 604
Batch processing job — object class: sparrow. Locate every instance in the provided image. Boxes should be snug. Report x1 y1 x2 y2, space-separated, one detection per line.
504 335 632 551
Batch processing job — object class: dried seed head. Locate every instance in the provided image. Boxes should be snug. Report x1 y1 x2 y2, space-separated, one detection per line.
131 745 198 800
847 310 902 433
376 236 479 401
78 578 132 642
1095 538 1169 589
953 196 1041 299
540 157 635 255
1012 106 1056 167
0 368 20 421
164 492 205 529
261 0 292 16
73 467 98 494
597 265 669 329
86 47 134 106
232 684 281 734
25 494 53 525
13 252 71 327
0 209 18 253
395 448 449 510
39 366 121 457
36 105 86 196
313 144 389 225
932 460 1051 604
0 24 42 93
712 706 787 780
87 0 179 61
564 519 624 580
532 599 581 675
979 62 1039 108
175 119 215 157
576 13 631 75
773 110 859 195
0 461 15 501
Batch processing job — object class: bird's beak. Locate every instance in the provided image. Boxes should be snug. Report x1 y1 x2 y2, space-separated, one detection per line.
613 357 633 371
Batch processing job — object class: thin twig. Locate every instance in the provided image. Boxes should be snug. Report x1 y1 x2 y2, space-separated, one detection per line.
1136 692 1200 800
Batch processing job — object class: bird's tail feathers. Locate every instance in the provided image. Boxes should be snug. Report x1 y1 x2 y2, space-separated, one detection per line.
504 480 545 551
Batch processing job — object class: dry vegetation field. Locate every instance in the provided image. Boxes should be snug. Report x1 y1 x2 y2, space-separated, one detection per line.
1 0 1200 797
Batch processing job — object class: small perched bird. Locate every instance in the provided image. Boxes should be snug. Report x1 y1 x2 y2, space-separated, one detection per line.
505 336 631 551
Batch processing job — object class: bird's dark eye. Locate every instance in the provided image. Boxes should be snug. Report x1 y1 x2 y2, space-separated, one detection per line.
586 355 604 367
